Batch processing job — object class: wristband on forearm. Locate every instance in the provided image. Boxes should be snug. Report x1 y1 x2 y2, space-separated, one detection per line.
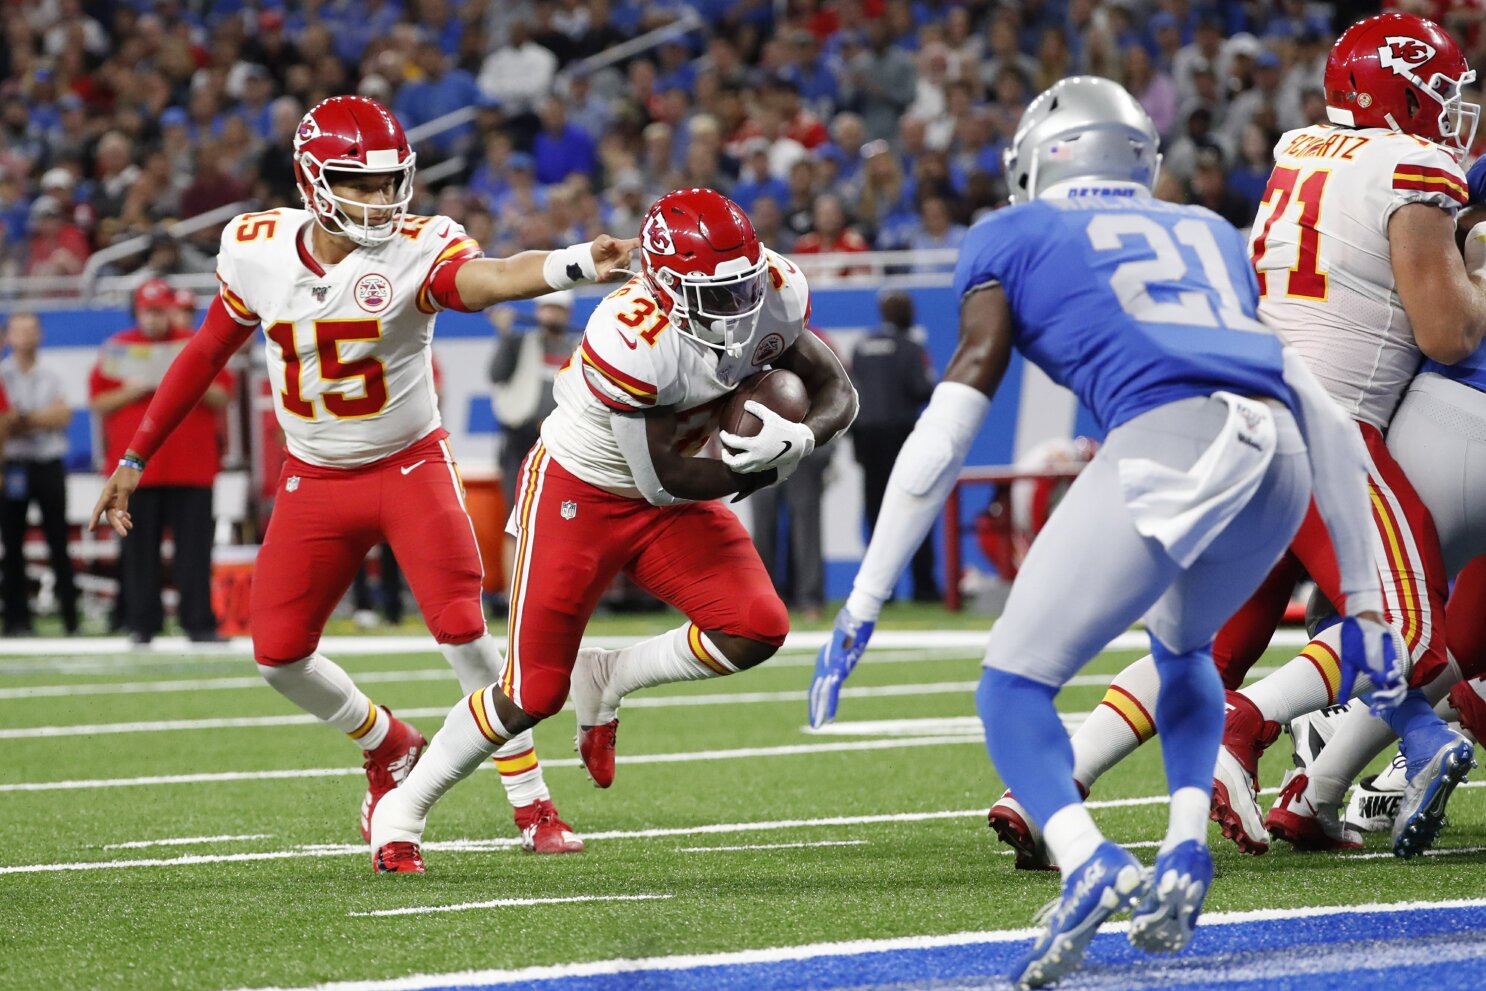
541 242 598 289
119 453 146 472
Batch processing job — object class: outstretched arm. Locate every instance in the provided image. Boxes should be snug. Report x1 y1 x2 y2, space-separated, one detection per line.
449 236 639 311
90 296 255 535
809 286 1012 728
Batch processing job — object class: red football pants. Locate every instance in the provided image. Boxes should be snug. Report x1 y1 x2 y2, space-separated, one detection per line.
499 442 788 719
252 429 486 665
1214 422 1447 689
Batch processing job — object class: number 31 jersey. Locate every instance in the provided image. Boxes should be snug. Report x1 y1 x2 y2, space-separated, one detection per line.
542 250 810 498
215 208 481 468
1248 124 1468 428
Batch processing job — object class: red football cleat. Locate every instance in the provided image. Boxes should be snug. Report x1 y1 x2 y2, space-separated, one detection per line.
514 798 585 854
360 710 427 843
577 719 618 789
1265 773 1362 851
1210 691 1280 855
987 791 1055 871
373 840 425 874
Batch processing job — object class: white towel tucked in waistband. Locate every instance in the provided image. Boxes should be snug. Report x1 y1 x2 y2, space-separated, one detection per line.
1116 392 1278 568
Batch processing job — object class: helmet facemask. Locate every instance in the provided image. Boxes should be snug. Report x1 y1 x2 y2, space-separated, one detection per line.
302 151 416 246
650 252 768 358
1420 69 1480 157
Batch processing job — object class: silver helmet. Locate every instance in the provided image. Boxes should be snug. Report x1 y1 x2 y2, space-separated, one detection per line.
1003 76 1162 203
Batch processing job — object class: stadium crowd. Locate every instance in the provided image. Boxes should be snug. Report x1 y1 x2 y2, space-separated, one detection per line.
0 0 1475 286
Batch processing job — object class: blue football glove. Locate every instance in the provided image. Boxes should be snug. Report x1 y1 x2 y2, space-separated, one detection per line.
808 608 875 729
1338 615 1408 716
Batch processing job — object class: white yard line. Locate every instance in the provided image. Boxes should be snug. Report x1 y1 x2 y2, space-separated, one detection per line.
0 627 1314 660
680 840 871 853
224 896 1486 991
347 894 672 918
0 669 457 700
102 834 273 850
0 735 986 794
1341 844 1486 861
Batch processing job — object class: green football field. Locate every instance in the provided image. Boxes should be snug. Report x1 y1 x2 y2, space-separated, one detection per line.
1 606 1483 991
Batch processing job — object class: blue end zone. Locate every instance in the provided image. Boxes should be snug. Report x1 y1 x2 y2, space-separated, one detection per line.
416 903 1484 991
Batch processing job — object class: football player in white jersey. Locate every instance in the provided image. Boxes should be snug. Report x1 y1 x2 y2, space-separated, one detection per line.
88 96 637 855
983 13 1486 866
368 188 858 873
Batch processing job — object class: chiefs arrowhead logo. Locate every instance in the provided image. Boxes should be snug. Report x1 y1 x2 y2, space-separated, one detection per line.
295 115 320 149
642 213 676 256
1378 36 1436 75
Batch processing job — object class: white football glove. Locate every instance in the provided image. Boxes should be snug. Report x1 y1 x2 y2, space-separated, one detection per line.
1466 222 1486 275
719 400 815 479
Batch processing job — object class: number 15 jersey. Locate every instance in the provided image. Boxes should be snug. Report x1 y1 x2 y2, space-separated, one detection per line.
215 207 481 468
1248 124 1468 428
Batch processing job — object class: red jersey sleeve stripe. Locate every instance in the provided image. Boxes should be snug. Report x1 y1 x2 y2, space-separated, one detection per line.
579 340 657 400
583 370 641 411
1394 163 1467 183
417 238 484 314
216 278 259 322
1392 175 1468 204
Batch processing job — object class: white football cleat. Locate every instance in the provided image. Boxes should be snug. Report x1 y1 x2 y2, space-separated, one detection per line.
1211 744 1270 855
1344 750 1407 833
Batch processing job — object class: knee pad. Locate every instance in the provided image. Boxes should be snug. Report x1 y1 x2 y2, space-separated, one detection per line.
253 632 318 668
745 592 790 647
507 677 566 722
428 599 488 647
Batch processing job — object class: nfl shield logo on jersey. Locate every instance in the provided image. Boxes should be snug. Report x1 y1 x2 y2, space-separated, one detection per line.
311 285 330 303
286 476 301 493
561 500 578 520
355 273 393 313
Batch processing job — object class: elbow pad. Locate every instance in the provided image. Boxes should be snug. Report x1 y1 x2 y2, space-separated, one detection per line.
895 382 991 497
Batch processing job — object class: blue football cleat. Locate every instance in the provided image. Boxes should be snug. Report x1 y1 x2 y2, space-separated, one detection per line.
808 608 874 729
1128 840 1213 954
1012 841 1147 988
1392 729 1475 858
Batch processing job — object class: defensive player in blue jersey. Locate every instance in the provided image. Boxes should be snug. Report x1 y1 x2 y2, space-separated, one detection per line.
814 78 1405 987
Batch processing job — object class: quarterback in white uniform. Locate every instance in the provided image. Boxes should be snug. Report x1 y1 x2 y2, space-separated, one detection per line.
369 188 858 873
90 96 637 856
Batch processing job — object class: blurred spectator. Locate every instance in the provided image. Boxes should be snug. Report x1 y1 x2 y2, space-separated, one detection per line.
89 279 230 645
855 142 915 249
1229 122 1277 214
1222 49 1292 146
489 290 579 591
533 96 598 186
394 41 480 155
24 196 89 278
1163 105 1231 184
91 131 141 220
1188 148 1251 229
750 193 793 252
845 18 917 141
731 140 790 212
849 291 938 603
0 312 78 635
180 140 249 218
563 71 614 141
478 20 558 114
1124 45 1178 140
794 193 871 277
906 195 967 269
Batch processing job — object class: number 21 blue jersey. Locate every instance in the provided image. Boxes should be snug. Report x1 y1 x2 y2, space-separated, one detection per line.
952 194 1291 432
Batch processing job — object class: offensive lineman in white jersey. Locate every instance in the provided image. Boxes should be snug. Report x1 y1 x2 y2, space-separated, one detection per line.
89 96 637 854
369 188 858 873
969 14 1486 866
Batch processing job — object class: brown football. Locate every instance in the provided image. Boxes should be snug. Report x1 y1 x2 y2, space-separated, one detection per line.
721 368 810 438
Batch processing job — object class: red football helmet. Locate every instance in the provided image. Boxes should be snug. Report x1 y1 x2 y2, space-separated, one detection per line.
639 188 768 356
1324 13 1478 158
293 96 416 245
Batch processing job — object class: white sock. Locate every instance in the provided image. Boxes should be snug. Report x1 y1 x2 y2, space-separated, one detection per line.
1242 624 1346 723
436 638 551 808
601 622 739 717
1071 655 1160 790
1305 704 1397 805
1164 786 1211 850
396 686 511 822
1042 803 1104 874
257 652 389 750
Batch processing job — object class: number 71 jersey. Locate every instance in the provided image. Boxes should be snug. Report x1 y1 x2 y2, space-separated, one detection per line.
215 207 481 468
1248 124 1468 429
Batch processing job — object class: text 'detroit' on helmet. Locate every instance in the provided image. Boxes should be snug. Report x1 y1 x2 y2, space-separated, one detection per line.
1003 76 1162 203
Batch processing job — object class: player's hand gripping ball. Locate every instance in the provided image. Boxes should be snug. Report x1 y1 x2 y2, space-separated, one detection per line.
719 369 814 479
